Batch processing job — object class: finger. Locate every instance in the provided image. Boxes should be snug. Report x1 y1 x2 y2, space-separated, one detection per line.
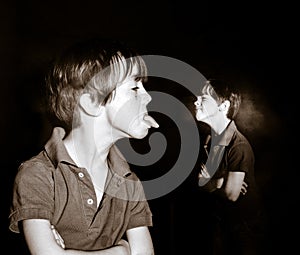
51 225 65 249
202 170 210 178
243 181 248 187
241 187 247 194
56 232 65 249
200 163 207 171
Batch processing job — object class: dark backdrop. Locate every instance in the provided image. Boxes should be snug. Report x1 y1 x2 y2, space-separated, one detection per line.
1 1 297 254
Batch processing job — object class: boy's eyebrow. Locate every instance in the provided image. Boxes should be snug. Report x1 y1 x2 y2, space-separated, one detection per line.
129 73 145 80
197 95 210 100
130 71 141 77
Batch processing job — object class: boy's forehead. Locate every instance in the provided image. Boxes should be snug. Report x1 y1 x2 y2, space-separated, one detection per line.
114 58 139 73
202 83 213 91
115 65 139 87
196 85 210 96
130 64 139 76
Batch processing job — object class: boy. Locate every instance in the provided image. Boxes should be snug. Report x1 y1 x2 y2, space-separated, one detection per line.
195 79 266 254
9 38 158 254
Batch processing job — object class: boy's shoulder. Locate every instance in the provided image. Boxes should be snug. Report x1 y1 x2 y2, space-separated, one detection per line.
18 150 54 174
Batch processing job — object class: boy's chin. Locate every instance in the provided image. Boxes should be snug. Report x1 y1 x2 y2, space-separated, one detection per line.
196 116 205 122
130 129 149 140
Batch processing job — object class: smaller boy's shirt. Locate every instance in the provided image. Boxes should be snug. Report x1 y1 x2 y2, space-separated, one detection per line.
206 121 254 182
9 127 153 250
206 121 263 220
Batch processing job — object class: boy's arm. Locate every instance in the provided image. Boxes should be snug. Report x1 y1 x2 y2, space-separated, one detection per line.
126 226 154 255
23 219 130 255
198 167 247 200
222 171 247 201
199 177 224 192
198 163 224 192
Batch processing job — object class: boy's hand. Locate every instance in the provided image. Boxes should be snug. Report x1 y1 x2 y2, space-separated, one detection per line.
117 239 131 255
198 163 210 179
240 181 248 195
51 225 65 249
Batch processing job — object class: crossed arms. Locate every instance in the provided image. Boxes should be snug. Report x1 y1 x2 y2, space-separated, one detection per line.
23 219 154 255
198 164 248 202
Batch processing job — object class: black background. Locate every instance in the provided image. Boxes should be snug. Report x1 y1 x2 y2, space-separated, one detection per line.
1 0 297 254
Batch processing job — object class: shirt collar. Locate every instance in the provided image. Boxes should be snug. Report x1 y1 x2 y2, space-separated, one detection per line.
214 120 237 146
45 127 76 168
107 145 132 178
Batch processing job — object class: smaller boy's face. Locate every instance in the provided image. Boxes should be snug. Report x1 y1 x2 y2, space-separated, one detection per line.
194 94 219 125
104 65 157 140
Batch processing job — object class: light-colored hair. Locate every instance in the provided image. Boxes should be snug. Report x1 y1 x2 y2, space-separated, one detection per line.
45 38 147 131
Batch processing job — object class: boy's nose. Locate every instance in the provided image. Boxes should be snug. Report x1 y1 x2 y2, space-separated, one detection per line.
194 96 201 106
142 91 152 105
139 83 152 105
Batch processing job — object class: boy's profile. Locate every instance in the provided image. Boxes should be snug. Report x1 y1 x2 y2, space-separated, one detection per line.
194 79 266 254
9 38 158 254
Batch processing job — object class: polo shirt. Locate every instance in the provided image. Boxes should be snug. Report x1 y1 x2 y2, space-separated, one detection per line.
209 121 255 186
9 127 153 250
206 121 262 219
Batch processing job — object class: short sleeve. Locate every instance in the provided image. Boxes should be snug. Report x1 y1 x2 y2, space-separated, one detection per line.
126 174 153 230
227 142 254 173
9 160 55 233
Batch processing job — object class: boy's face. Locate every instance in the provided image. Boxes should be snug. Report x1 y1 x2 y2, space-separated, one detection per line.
194 94 220 126
104 65 157 139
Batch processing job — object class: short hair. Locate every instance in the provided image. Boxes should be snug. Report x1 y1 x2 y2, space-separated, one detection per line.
201 79 241 120
45 38 147 131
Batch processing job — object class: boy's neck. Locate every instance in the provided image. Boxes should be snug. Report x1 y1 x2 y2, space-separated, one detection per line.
212 118 231 135
63 128 111 171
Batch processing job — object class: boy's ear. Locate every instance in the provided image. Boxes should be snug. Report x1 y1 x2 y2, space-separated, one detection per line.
218 100 230 112
79 93 103 116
